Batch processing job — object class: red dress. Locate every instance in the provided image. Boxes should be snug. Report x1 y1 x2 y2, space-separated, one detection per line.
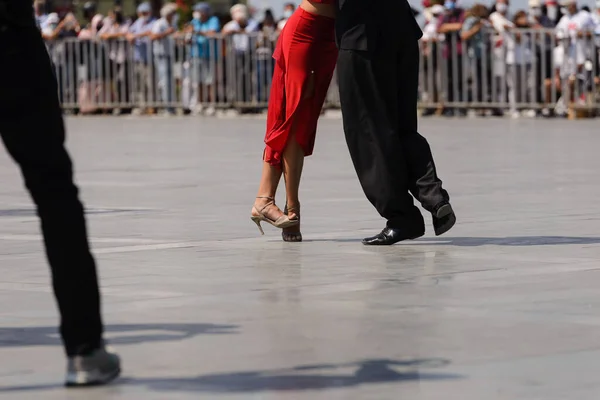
263 5 338 167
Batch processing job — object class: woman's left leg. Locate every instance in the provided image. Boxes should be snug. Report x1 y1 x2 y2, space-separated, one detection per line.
281 72 318 242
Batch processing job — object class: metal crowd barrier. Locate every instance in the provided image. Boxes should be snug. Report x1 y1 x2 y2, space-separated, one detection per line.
44 29 599 116
419 28 600 116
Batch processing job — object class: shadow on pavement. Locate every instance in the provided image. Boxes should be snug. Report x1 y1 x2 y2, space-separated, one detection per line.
0 323 238 348
0 358 462 394
418 236 600 246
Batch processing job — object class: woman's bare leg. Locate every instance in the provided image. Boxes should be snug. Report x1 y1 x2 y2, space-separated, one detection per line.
282 73 317 241
253 162 285 221
282 130 305 240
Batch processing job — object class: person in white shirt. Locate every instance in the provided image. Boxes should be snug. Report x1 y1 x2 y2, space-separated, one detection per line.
223 4 260 53
489 0 514 104
544 0 596 115
505 10 535 117
555 0 596 81
151 3 179 114
223 4 260 105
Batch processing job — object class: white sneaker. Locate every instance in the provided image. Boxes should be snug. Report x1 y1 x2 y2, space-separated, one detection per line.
65 347 121 387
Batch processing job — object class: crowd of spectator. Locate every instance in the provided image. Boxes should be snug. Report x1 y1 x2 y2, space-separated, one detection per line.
35 0 297 115
420 0 600 117
35 0 600 118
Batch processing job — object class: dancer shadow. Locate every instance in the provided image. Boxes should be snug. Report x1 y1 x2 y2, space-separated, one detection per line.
305 236 600 246
136 358 462 393
0 358 461 394
0 323 238 348
0 208 146 218
417 236 600 247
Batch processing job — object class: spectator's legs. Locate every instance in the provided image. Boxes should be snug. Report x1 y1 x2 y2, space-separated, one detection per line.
507 64 517 115
445 54 464 115
166 57 174 114
181 58 196 111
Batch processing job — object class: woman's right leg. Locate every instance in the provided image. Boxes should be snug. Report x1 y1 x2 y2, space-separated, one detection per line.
254 161 283 218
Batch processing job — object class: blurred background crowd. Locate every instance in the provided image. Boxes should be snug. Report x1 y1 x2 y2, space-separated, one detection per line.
34 0 600 118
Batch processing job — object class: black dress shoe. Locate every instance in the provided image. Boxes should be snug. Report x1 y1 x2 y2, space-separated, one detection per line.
432 202 456 236
362 227 424 246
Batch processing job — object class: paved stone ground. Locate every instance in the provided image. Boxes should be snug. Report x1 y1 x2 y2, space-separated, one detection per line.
1 116 600 399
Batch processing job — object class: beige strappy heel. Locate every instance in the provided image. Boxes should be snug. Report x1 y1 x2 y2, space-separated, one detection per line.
251 197 299 235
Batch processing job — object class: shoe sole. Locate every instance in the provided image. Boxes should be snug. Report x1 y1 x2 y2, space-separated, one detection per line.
65 368 121 388
434 204 456 236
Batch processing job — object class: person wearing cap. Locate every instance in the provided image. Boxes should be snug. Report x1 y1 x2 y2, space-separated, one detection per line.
186 2 220 113
335 0 456 245
528 0 553 27
127 2 156 113
223 4 259 105
150 2 179 115
223 3 259 49
0 0 121 386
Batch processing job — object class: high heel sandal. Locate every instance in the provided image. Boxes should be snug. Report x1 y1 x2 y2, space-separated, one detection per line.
251 197 299 235
282 204 302 242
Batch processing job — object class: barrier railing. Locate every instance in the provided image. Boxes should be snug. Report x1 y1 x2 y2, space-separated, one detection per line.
44 28 600 116
420 28 600 116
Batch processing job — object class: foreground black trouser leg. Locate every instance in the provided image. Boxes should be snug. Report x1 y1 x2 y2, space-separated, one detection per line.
337 49 423 230
396 41 449 212
0 27 103 357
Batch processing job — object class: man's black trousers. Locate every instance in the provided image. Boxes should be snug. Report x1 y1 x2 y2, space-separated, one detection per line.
0 26 103 356
337 40 449 229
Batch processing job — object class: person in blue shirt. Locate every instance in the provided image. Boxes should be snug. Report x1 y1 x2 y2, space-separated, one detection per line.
184 3 221 114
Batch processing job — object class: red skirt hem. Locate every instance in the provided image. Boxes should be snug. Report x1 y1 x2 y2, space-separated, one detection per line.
263 8 338 167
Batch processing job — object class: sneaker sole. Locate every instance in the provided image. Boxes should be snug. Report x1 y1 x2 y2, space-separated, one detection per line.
434 204 456 237
65 368 121 388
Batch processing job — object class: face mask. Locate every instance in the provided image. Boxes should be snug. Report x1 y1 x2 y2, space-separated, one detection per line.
530 7 542 17
444 1 456 10
283 9 293 18
496 3 508 13
193 11 201 20
547 5 557 19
